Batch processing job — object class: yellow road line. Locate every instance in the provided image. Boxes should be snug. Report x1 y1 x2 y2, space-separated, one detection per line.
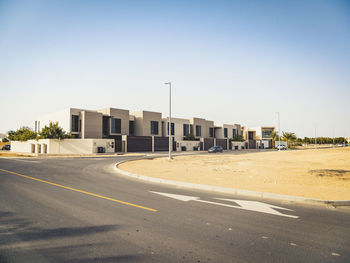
0 168 157 212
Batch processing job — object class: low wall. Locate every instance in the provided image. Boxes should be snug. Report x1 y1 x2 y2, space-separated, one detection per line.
231 141 245 150
11 140 35 153
11 139 114 154
176 140 201 151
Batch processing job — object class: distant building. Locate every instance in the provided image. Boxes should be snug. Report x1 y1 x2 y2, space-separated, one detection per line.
36 107 274 152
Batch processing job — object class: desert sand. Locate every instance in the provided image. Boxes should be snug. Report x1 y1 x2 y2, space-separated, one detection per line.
120 147 350 200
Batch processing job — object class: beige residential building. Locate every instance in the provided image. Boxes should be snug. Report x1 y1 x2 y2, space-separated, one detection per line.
162 117 191 141
253 126 275 141
131 110 163 137
189 117 215 139
97 108 130 137
254 126 275 148
242 126 275 149
38 108 82 135
215 124 242 139
80 110 103 139
36 106 274 152
242 128 257 141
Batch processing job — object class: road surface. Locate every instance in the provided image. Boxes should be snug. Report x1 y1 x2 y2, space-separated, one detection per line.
0 156 349 262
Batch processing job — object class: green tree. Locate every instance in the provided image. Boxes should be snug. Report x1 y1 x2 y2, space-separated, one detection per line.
270 131 279 141
183 133 196 141
303 137 310 144
38 121 66 139
230 135 245 142
270 131 279 147
7 127 37 141
2 137 9 142
282 132 297 148
296 138 303 145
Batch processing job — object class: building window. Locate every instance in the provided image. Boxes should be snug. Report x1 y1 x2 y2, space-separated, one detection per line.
111 118 121 133
103 116 110 136
209 127 214 138
129 121 134 136
167 122 175 136
248 131 254 140
195 125 201 136
72 115 79 132
262 129 273 139
151 121 159 135
233 129 237 138
183 124 190 136
224 128 228 138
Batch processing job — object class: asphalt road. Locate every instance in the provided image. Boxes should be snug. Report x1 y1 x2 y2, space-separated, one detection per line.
0 156 349 263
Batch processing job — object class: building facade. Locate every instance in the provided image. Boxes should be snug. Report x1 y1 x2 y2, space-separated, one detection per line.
37 107 274 152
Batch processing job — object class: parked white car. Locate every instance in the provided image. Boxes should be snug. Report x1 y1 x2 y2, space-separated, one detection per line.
276 145 287 150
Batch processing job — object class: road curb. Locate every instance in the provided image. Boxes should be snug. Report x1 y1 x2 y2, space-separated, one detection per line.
113 158 350 206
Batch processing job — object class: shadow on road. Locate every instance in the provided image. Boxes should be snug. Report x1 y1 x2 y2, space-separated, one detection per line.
0 211 143 262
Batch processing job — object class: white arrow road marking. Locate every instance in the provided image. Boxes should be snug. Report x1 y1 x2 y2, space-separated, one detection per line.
216 198 298 219
150 191 298 219
149 191 200 201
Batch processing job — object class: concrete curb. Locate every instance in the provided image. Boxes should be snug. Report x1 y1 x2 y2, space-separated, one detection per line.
113 158 350 206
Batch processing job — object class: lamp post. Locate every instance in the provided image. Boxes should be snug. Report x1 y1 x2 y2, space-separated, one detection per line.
165 82 172 160
276 112 281 150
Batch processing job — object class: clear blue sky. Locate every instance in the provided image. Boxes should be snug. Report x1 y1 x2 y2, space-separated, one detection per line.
1 0 349 137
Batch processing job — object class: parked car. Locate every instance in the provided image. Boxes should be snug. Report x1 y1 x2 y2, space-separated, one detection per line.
208 146 223 153
276 145 287 150
1 144 10 150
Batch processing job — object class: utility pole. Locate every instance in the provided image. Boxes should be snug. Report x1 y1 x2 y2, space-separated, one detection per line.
165 82 172 160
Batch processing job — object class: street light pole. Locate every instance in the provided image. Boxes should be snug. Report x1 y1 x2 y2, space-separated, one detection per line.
165 82 172 160
276 112 280 150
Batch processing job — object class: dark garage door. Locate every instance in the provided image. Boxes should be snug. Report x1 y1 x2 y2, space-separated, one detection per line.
248 140 256 149
108 135 122 152
127 136 152 152
216 139 227 150
154 137 169 151
204 138 215 150
114 137 122 152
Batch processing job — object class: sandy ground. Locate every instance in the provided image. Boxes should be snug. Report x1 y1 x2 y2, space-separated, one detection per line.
120 147 350 200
